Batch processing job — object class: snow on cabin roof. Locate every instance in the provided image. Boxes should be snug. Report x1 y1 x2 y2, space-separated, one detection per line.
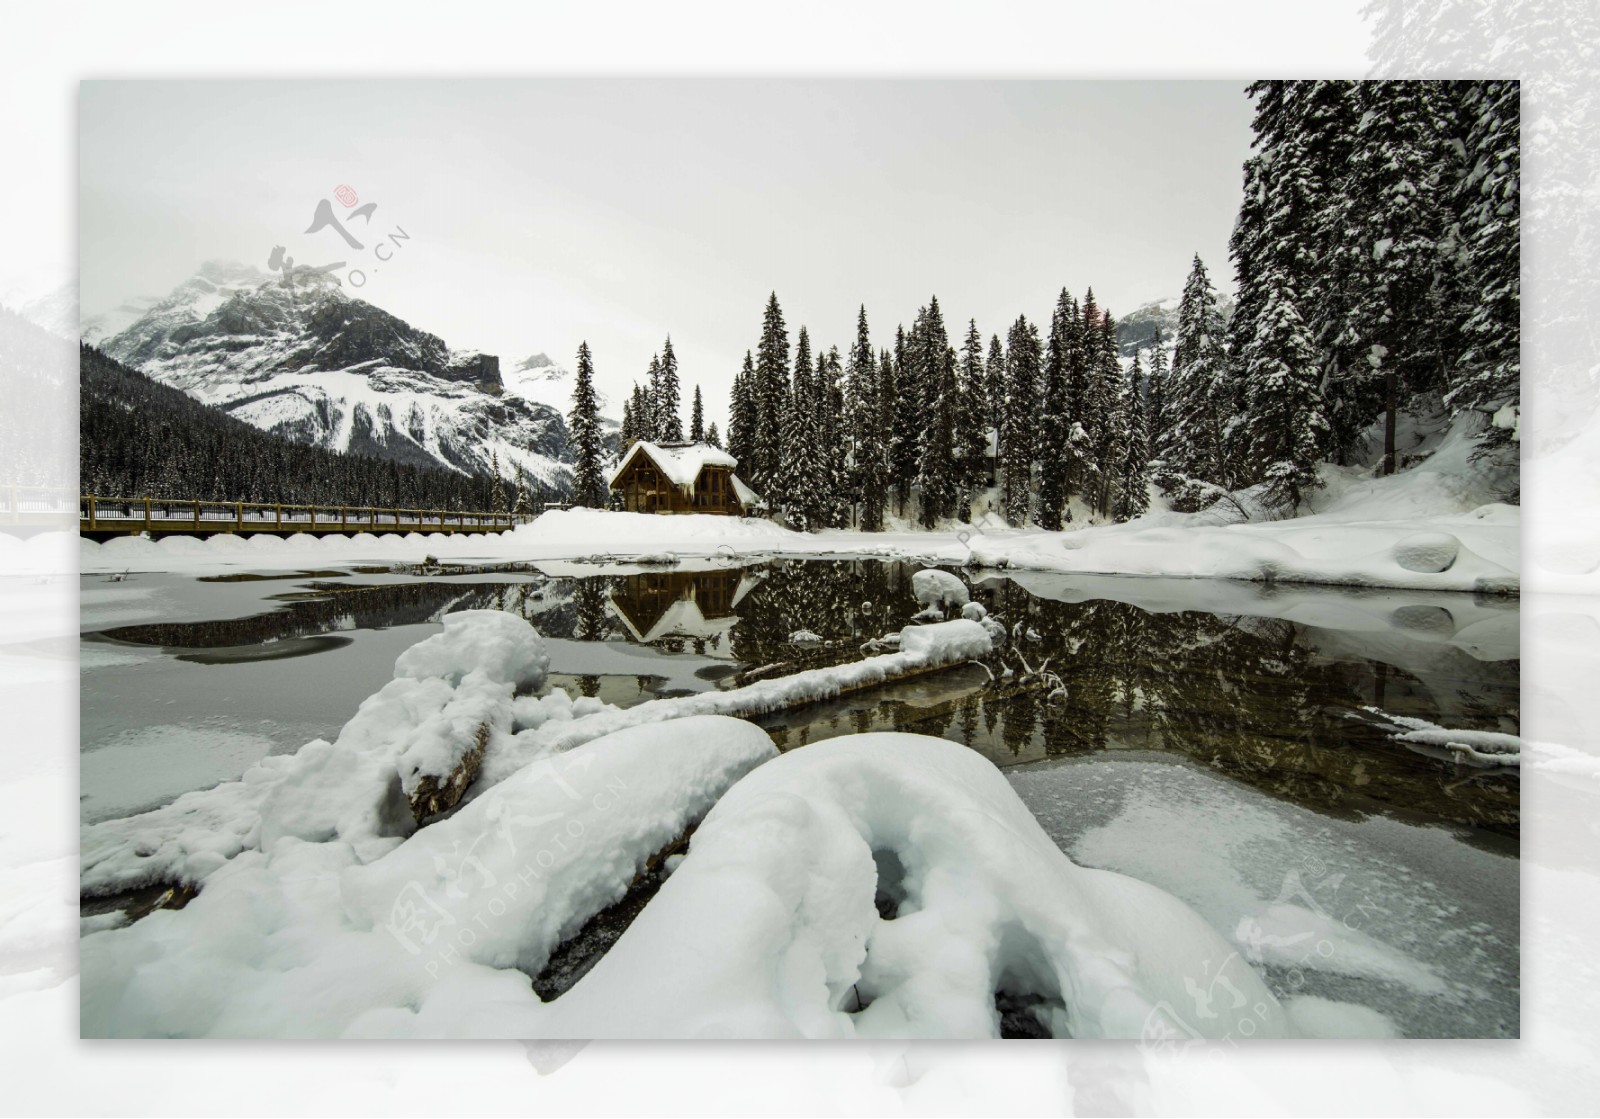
730 473 764 509
608 440 739 490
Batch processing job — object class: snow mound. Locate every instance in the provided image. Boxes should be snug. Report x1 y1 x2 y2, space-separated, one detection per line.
1393 532 1460 574
547 734 1288 1039
394 609 550 688
911 567 969 610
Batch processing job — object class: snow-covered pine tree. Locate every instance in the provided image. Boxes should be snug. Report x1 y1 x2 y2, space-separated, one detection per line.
513 463 532 517
489 450 506 513
1037 289 1074 531
704 420 722 449
817 344 848 527
1345 83 1453 473
778 326 822 530
1166 254 1232 485
690 384 705 442
645 353 664 441
568 341 607 509
859 346 895 531
658 335 684 442
889 324 919 517
1145 327 1170 464
845 305 878 528
1001 315 1042 527
729 351 758 471
914 297 957 529
985 333 1006 473
1088 308 1129 517
1113 348 1151 521
1448 78 1519 452
754 294 790 492
955 319 989 523
1242 282 1329 511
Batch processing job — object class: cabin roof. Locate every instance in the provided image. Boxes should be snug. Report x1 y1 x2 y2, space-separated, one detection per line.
608 440 738 490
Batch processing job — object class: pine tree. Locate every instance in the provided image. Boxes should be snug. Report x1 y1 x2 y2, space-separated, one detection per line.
1037 289 1074 530
1166 254 1231 484
955 319 989 523
690 383 705 442
1087 310 1129 517
703 420 722 449
569 341 606 509
778 326 822 529
857 347 893 532
658 335 684 441
645 354 663 441
985 333 1007 442
816 344 847 527
913 297 957 528
729 351 758 471
1001 315 1042 526
488 450 507 513
1449 78 1520 450
1244 284 1329 510
845 305 878 528
754 294 790 492
1114 349 1151 521
889 324 919 516
1146 327 1170 463
513 463 532 516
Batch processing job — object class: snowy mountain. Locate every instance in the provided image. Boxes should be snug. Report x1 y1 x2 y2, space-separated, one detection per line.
1115 293 1235 357
92 262 572 487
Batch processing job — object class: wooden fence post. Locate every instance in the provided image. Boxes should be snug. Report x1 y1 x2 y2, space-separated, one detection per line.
143 496 151 533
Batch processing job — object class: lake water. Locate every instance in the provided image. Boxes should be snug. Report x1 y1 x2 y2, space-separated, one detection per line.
79 557 1519 1036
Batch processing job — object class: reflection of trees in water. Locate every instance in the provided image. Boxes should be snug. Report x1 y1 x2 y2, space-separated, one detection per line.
727 560 918 668
963 581 1518 831
572 578 614 643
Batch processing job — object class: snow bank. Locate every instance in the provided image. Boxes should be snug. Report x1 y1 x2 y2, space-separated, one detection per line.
82 716 775 1038
541 734 1288 1040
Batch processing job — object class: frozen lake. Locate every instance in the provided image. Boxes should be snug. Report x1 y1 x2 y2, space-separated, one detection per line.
79 557 1519 1036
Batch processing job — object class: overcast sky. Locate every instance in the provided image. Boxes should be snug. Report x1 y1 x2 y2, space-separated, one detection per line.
80 79 1255 428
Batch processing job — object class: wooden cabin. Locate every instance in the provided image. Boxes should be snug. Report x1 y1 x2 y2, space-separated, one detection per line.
608 440 763 515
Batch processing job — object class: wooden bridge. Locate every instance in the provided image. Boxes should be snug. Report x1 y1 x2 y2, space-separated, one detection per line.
79 495 533 541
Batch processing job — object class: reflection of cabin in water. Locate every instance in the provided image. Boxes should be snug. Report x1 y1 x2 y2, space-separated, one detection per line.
606 567 761 643
608 440 764 515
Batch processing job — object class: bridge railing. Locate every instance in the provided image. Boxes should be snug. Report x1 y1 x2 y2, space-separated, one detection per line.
80 496 536 535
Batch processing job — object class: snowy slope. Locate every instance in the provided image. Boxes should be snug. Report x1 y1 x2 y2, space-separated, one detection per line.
92 262 573 487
